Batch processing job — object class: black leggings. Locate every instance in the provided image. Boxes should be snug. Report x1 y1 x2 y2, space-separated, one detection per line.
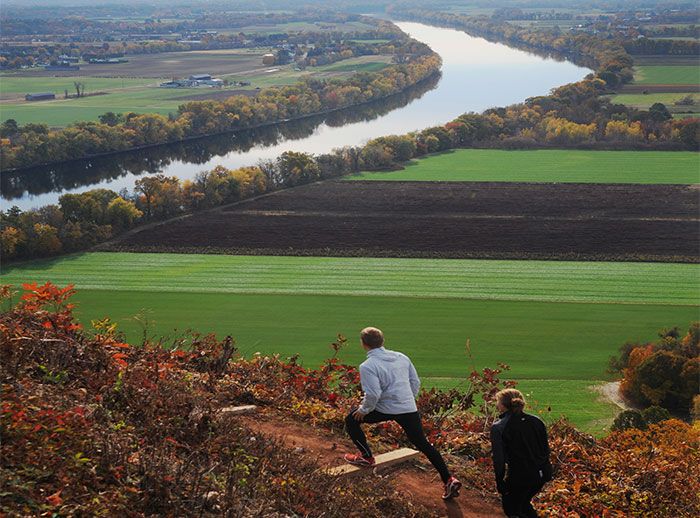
501 476 546 518
344 408 452 483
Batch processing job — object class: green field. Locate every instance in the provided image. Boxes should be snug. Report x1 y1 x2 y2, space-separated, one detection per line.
349 149 700 184
634 65 700 85
318 60 390 73
606 92 700 111
0 87 195 126
0 76 156 97
3 252 698 434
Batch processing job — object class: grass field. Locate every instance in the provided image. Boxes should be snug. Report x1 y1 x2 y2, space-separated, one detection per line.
348 149 700 184
606 92 700 113
0 76 156 100
0 88 198 126
633 65 700 85
3 252 698 433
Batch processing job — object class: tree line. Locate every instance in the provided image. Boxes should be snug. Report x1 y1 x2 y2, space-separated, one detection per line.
624 38 699 56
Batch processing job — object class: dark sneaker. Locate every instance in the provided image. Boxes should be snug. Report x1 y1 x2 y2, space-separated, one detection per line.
442 476 462 500
343 453 376 467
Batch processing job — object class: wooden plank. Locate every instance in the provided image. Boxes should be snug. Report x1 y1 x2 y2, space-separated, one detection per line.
218 405 257 416
326 448 420 476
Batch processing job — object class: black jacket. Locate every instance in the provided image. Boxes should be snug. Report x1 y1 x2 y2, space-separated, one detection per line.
490 411 551 491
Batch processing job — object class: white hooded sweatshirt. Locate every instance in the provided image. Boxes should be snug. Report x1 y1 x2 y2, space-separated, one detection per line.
357 346 421 415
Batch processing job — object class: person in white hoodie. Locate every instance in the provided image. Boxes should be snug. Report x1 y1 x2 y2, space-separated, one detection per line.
343 327 462 500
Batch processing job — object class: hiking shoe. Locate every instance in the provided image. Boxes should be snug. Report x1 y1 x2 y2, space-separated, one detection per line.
442 476 462 500
343 453 376 467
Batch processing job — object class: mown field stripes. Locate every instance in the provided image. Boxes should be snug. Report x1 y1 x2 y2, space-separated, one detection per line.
3 252 698 305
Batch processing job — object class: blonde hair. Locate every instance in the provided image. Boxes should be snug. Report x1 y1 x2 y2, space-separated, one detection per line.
360 327 384 349
496 388 526 412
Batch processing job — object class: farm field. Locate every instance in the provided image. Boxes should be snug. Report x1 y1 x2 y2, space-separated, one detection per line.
109 181 700 262
611 58 699 117
224 20 377 35
633 65 700 85
605 92 700 114
632 55 700 66
0 54 394 126
349 149 700 184
3 252 698 434
0 48 269 79
0 76 156 100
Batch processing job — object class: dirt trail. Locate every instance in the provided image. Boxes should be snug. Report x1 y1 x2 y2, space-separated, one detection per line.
594 381 638 411
238 409 501 517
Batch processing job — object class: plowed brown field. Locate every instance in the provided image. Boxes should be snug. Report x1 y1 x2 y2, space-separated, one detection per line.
109 181 700 262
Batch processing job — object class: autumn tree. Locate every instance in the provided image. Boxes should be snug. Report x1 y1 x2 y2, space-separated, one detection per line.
0 226 25 259
31 223 62 256
613 323 699 416
106 197 143 231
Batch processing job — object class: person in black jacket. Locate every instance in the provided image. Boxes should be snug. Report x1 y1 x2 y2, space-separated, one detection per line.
490 389 552 518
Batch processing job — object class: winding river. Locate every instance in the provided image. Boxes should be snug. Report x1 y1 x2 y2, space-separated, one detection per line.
1 22 589 210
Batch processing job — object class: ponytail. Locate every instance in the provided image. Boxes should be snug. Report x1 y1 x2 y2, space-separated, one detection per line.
496 388 526 413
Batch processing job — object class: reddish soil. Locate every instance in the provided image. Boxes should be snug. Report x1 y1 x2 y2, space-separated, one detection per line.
110 181 700 262
238 408 501 517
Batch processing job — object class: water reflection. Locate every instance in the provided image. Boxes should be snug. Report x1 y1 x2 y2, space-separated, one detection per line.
1 74 440 202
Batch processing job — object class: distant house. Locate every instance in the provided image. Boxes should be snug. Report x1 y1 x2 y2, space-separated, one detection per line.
262 53 276 65
25 92 56 101
189 74 212 81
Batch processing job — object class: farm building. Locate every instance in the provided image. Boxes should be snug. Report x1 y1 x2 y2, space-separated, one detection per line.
188 74 224 86
25 92 56 101
160 76 224 88
262 53 276 65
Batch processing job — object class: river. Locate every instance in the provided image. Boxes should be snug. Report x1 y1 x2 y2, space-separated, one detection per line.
1 22 589 210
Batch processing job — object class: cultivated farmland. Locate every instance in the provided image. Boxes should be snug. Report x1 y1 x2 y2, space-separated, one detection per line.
633 65 700 85
108 181 700 262
610 56 700 117
349 149 700 184
3 252 698 433
1 48 268 79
